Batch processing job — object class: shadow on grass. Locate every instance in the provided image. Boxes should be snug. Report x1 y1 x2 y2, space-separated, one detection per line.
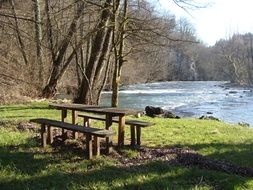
0 140 63 176
0 137 252 189
0 159 251 190
0 135 86 175
173 142 253 168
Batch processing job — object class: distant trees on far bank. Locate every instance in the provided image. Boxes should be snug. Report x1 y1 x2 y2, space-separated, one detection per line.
195 33 253 86
152 32 253 86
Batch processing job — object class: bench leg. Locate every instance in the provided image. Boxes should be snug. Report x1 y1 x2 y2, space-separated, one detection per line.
136 127 141 146
41 124 47 147
105 136 113 155
105 114 113 154
130 125 136 147
47 125 53 144
86 134 93 159
94 137 100 157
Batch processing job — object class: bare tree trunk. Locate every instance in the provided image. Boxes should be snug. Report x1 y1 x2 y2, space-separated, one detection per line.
42 1 85 98
45 0 55 62
96 54 112 104
75 0 113 104
247 35 253 84
10 0 28 66
77 9 87 86
111 0 128 107
34 0 43 86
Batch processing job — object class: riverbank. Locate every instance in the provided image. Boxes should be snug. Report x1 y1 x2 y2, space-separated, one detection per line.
0 101 253 189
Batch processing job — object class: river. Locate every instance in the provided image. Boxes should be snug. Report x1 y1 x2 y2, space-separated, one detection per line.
100 81 253 126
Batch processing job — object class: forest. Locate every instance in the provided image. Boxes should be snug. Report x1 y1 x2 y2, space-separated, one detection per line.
1 0 253 105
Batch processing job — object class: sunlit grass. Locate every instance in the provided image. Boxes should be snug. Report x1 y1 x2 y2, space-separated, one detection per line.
0 101 61 122
0 101 253 189
138 117 253 167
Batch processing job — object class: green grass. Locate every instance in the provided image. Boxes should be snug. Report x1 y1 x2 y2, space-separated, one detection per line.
0 101 60 122
0 101 253 189
140 117 253 168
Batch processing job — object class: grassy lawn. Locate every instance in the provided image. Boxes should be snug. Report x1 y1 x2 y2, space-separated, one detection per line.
0 101 253 189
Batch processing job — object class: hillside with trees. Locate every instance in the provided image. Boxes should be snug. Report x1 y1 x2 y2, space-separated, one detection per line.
1 0 253 105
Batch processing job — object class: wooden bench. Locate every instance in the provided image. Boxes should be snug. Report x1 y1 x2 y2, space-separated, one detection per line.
30 118 115 159
78 114 154 147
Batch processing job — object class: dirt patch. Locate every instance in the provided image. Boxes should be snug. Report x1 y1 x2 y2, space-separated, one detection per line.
112 147 253 178
17 122 39 132
32 134 253 178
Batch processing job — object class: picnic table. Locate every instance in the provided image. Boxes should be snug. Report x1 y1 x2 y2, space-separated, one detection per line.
49 103 141 148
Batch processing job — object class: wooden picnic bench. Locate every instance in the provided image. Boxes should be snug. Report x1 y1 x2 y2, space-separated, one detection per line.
49 103 143 148
78 114 154 147
30 118 115 159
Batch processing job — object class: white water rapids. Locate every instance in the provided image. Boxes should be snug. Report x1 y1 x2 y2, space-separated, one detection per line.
101 81 253 126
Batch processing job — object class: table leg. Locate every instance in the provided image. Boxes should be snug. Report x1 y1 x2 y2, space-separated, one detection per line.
86 134 93 159
118 115 125 148
72 110 78 139
94 136 100 157
61 109 68 141
83 116 90 127
47 125 53 144
41 124 47 147
136 127 141 146
130 125 136 147
61 109 67 138
105 114 113 154
61 109 67 121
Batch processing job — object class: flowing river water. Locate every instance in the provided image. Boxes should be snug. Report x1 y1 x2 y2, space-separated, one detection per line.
100 81 253 126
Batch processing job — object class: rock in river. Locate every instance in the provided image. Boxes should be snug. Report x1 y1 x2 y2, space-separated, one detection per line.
145 106 164 117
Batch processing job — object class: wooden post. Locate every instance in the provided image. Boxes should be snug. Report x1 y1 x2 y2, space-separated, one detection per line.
61 109 67 121
83 117 90 127
118 115 125 148
47 125 53 144
130 125 136 147
105 114 113 154
41 124 47 147
136 127 141 146
94 136 100 157
72 110 78 139
61 109 67 138
86 134 93 159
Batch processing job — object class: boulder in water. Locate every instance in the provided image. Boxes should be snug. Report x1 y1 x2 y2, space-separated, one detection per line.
199 115 220 121
229 91 238 94
238 122 250 127
145 106 180 118
164 111 180 119
145 106 164 117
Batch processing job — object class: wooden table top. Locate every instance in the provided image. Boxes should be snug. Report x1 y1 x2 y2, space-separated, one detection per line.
49 103 141 116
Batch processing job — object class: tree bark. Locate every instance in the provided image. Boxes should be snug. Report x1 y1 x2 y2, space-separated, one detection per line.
34 0 43 86
10 0 28 66
42 1 85 98
111 0 128 107
75 0 114 104
45 0 55 62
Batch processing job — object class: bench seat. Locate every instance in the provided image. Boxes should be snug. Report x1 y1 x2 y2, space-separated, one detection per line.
78 114 154 147
30 118 115 159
